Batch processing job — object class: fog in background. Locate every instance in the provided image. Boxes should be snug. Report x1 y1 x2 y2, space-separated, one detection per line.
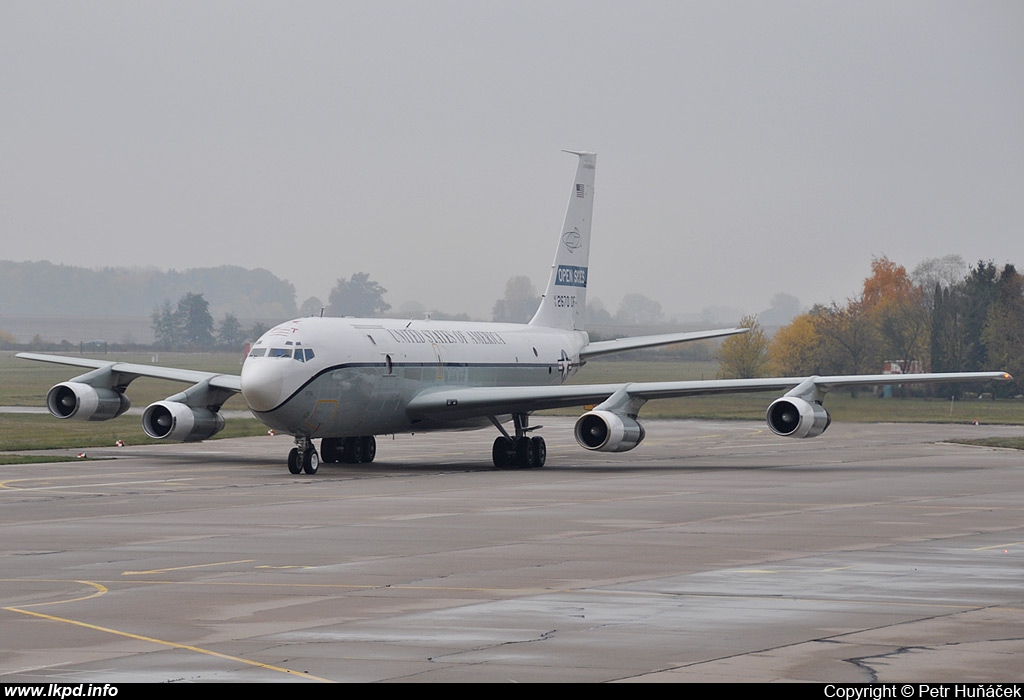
3 2 1022 321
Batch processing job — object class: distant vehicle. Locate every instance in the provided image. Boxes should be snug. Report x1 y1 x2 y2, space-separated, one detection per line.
19 152 1010 474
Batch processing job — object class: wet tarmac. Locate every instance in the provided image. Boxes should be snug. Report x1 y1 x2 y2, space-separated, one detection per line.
1 418 1022 682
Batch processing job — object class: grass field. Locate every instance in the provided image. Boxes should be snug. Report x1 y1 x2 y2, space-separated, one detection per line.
1 351 265 458
3 351 1021 456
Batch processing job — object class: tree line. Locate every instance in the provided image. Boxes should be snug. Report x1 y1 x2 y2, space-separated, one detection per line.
719 256 1023 396
0 261 298 318
151 292 259 351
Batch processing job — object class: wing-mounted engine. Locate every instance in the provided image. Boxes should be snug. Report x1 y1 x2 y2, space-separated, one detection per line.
573 384 648 453
44 364 133 422
141 378 234 442
574 410 646 452
766 396 830 438
143 401 225 442
46 382 131 421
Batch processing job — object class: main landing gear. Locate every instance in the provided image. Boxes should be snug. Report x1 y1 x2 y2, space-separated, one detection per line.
320 436 376 465
490 413 546 469
287 435 377 475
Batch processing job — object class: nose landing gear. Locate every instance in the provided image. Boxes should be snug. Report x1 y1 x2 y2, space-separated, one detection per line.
288 436 320 474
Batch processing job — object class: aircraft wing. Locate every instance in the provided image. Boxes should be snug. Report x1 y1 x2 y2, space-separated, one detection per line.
406 371 1011 421
15 353 242 392
580 328 747 359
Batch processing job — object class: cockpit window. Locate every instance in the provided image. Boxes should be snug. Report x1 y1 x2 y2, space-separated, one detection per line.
292 348 315 362
250 346 312 361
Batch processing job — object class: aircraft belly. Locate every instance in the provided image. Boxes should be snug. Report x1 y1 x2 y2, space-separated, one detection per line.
256 360 567 438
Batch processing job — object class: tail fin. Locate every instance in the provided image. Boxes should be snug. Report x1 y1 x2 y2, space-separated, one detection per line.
529 150 596 330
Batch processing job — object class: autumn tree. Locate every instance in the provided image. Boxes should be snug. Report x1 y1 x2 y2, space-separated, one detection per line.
875 291 929 371
717 315 770 379
812 299 880 376
861 256 929 371
862 257 914 308
768 312 824 376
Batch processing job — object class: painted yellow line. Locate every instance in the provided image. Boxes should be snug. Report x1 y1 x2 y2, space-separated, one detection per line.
100 578 556 593
974 541 1024 551
729 565 853 574
0 579 108 607
0 478 193 491
123 559 255 575
3 606 332 682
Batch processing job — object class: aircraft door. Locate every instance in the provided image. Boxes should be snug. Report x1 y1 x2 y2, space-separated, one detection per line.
432 343 443 381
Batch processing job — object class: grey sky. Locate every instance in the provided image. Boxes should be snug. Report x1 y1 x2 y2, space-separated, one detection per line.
3 1 1022 320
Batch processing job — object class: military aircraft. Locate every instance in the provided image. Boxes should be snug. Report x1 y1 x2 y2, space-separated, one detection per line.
19 152 1010 474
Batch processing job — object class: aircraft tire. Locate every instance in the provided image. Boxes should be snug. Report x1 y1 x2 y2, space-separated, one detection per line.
321 438 340 463
492 437 513 468
344 437 363 464
361 436 376 463
302 448 320 475
288 448 302 474
515 437 535 469
530 436 546 468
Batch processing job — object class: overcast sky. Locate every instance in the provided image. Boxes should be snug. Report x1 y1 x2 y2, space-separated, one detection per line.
3 1 1022 321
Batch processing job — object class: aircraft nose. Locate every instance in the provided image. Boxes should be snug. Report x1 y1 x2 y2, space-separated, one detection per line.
241 360 285 412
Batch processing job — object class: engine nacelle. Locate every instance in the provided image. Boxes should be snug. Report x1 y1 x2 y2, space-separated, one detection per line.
46 382 131 421
574 410 646 452
142 401 225 442
766 397 831 438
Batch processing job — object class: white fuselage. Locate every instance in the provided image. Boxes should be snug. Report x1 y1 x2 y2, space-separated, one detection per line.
241 317 589 437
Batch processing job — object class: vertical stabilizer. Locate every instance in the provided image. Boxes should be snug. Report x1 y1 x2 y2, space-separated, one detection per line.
529 151 596 330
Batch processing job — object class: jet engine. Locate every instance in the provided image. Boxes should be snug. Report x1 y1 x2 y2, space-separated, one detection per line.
766 397 830 438
46 382 131 421
574 410 646 452
142 401 225 442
